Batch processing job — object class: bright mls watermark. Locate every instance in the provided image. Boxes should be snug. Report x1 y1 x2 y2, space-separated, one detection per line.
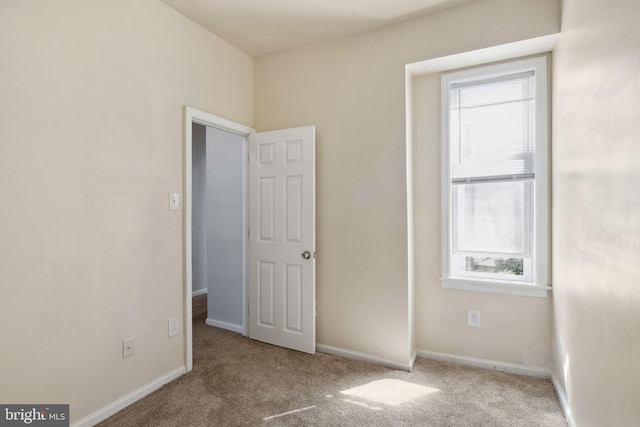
0 405 68 426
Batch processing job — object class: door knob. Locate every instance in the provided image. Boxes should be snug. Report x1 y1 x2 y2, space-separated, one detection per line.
301 251 311 260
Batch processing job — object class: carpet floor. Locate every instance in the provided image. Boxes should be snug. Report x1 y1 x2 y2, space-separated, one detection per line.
98 295 567 426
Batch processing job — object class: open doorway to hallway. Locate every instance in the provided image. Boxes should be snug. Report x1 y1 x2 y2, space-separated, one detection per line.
191 123 246 351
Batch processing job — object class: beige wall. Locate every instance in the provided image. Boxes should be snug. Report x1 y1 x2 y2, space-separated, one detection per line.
255 0 560 365
552 0 640 424
0 0 252 423
412 59 552 368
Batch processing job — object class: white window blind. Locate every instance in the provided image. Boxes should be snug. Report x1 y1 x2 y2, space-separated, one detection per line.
450 71 535 184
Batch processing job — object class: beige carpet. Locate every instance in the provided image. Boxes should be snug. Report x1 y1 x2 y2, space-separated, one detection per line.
98 295 566 426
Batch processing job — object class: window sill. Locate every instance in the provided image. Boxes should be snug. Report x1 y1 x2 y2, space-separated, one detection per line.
441 277 551 298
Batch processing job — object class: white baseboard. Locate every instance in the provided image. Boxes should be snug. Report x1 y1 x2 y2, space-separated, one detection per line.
416 349 551 378
192 288 207 297
71 367 185 427
409 351 418 371
551 374 575 427
316 343 412 372
205 318 244 335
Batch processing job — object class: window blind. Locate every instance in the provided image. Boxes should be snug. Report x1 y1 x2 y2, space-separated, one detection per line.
450 71 535 184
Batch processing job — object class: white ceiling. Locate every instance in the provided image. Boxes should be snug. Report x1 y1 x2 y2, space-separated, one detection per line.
159 0 476 58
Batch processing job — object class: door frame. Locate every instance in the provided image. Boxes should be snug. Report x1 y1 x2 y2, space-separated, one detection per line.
183 106 254 372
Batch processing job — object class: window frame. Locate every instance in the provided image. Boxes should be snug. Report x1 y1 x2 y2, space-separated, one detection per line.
440 56 550 298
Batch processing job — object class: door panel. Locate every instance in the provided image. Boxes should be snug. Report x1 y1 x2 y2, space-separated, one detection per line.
259 178 275 241
258 261 275 327
248 126 315 354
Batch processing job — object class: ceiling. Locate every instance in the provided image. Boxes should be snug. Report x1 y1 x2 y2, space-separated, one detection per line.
159 0 476 58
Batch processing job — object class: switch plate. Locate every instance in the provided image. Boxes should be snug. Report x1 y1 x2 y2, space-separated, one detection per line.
122 337 135 358
168 317 180 338
467 309 481 328
169 192 180 210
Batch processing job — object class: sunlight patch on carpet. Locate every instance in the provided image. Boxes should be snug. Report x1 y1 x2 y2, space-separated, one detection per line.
340 379 439 406
262 405 316 420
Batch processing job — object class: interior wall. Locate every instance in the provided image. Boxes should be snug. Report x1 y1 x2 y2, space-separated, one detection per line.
552 0 640 424
254 0 560 365
192 123 208 295
0 0 252 423
412 60 552 368
205 126 244 329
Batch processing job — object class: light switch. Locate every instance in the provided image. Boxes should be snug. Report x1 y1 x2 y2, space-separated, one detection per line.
169 192 180 210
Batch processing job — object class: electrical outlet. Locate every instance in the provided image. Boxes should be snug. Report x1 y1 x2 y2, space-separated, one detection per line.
467 309 481 328
168 317 180 338
122 337 135 358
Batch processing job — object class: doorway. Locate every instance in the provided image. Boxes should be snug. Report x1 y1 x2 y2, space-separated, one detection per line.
184 107 253 372
192 123 245 333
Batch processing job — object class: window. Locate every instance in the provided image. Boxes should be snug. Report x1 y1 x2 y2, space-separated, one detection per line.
441 57 549 297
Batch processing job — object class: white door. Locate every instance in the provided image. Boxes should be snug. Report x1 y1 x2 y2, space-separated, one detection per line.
248 126 315 354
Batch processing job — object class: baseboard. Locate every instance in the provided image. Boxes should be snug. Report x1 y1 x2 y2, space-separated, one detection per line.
192 288 207 297
409 350 418 371
316 343 412 372
205 318 244 334
71 367 185 427
416 349 551 378
551 374 576 427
